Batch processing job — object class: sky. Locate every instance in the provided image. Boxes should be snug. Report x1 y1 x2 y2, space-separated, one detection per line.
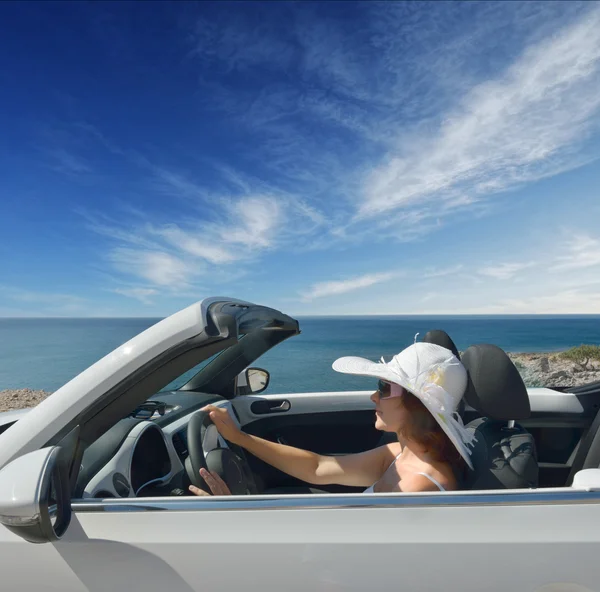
2 1 600 317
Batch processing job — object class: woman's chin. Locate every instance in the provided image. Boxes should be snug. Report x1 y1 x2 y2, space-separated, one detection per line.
374 416 387 431
375 415 399 433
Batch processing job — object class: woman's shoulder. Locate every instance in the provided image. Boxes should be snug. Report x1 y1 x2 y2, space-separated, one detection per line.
384 442 403 461
422 460 459 491
400 458 458 492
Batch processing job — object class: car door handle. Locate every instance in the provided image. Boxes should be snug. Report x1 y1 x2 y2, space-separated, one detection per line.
250 399 291 415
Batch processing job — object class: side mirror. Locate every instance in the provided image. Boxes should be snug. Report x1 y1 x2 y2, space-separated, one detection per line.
236 367 270 396
572 468 600 491
0 447 72 544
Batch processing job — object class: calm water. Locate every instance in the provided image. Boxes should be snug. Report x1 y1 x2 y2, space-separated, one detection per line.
1 316 600 393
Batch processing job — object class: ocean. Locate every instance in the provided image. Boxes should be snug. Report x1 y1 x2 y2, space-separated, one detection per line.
1 316 600 393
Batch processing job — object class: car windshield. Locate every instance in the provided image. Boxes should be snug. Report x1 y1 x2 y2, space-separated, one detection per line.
159 349 226 392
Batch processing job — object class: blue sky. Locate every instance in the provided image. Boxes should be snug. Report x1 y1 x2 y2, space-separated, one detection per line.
2 1 600 317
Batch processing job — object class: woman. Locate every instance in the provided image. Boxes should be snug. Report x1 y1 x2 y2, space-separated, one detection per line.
189 341 476 496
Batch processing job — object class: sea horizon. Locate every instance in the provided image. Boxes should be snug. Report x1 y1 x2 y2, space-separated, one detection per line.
1 315 600 393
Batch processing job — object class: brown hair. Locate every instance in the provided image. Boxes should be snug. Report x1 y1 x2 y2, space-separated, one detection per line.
399 390 465 472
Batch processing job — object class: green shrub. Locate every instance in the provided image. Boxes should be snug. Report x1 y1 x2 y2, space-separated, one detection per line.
560 345 600 370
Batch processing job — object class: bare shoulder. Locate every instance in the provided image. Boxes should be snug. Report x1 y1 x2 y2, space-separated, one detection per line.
398 459 458 492
396 472 443 493
383 442 403 463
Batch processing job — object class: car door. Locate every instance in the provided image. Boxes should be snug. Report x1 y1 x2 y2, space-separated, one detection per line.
232 390 382 492
3 486 600 592
231 384 600 492
521 386 600 487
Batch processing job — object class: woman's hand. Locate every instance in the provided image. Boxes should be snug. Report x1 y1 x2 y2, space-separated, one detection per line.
201 404 243 444
189 468 232 496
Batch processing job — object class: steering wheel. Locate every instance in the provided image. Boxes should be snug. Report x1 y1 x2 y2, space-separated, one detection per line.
186 409 258 495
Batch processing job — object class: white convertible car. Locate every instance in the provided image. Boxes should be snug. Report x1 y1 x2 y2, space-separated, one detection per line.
1 297 600 592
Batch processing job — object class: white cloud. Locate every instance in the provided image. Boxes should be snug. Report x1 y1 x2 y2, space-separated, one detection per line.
302 272 397 301
112 288 159 304
220 196 283 249
153 226 238 265
151 167 209 202
478 262 537 280
553 234 600 271
423 265 464 279
46 6 600 315
0 286 88 316
360 7 600 218
109 249 197 287
459 289 600 315
84 189 310 290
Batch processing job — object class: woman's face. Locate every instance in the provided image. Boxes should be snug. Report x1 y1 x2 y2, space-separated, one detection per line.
370 381 410 432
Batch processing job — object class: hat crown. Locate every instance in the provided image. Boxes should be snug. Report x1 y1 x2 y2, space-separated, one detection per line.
388 342 467 412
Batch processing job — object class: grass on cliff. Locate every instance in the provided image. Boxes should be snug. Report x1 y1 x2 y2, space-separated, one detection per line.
559 345 600 370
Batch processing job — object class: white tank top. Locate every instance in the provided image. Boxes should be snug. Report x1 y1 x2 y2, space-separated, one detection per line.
363 454 446 493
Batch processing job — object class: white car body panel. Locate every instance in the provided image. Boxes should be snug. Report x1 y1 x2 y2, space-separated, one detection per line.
0 408 30 426
0 297 263 468
1 297 600 590
1 491 600 591
0 301 207 468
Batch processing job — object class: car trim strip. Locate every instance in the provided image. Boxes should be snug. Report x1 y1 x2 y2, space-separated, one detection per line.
72 488 600 513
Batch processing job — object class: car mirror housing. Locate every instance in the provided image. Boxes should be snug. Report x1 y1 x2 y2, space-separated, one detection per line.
236 367 270 396
0 447 72 544
572 468 600 491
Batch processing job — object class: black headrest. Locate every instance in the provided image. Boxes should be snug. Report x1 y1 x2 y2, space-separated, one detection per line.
461 344 530 420
421 329 460 358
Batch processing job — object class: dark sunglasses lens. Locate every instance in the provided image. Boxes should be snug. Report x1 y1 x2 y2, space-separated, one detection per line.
377 380 391 397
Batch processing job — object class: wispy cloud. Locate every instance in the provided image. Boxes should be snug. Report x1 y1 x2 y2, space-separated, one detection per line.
219 196 283 249
111 287 158 304
360 6 600 219
23 3 600 317
185 3 600 249
460 288 600 315
423 265 464 279
553 234 600 271
109 249 199 287
153 226 238 265
83 189 317 290
478 262 537 281
0 286 88 315
302 272 397 301
45 148 92 175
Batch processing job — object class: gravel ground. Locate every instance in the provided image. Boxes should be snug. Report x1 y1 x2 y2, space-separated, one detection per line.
0 388 52 412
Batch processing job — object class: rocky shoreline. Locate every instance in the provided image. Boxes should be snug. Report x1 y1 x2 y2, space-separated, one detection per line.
1 352 599 414
507 352 600 389
0 388 51 413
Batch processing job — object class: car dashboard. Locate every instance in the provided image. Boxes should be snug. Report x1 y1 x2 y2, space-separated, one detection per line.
79 392 228 499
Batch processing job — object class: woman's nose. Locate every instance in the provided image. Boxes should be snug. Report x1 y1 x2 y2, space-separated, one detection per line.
370 391 379 404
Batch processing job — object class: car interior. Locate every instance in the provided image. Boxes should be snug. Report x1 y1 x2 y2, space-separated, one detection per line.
3 324 600 500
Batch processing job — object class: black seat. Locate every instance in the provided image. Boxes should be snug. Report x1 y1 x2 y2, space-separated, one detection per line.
461 344 539 490
422 329 461 358
565 381 600 485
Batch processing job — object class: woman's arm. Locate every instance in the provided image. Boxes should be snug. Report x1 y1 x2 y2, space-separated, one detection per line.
237 431 391 487
203 405 395 488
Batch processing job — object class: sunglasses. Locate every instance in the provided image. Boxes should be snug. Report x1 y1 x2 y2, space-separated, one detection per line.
377 380 404 399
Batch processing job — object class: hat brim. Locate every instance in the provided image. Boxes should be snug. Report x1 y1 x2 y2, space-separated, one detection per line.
332 356 406 385
332 355 474 470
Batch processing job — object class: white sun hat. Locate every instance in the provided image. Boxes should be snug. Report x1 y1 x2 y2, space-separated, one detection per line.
332 340 476 469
